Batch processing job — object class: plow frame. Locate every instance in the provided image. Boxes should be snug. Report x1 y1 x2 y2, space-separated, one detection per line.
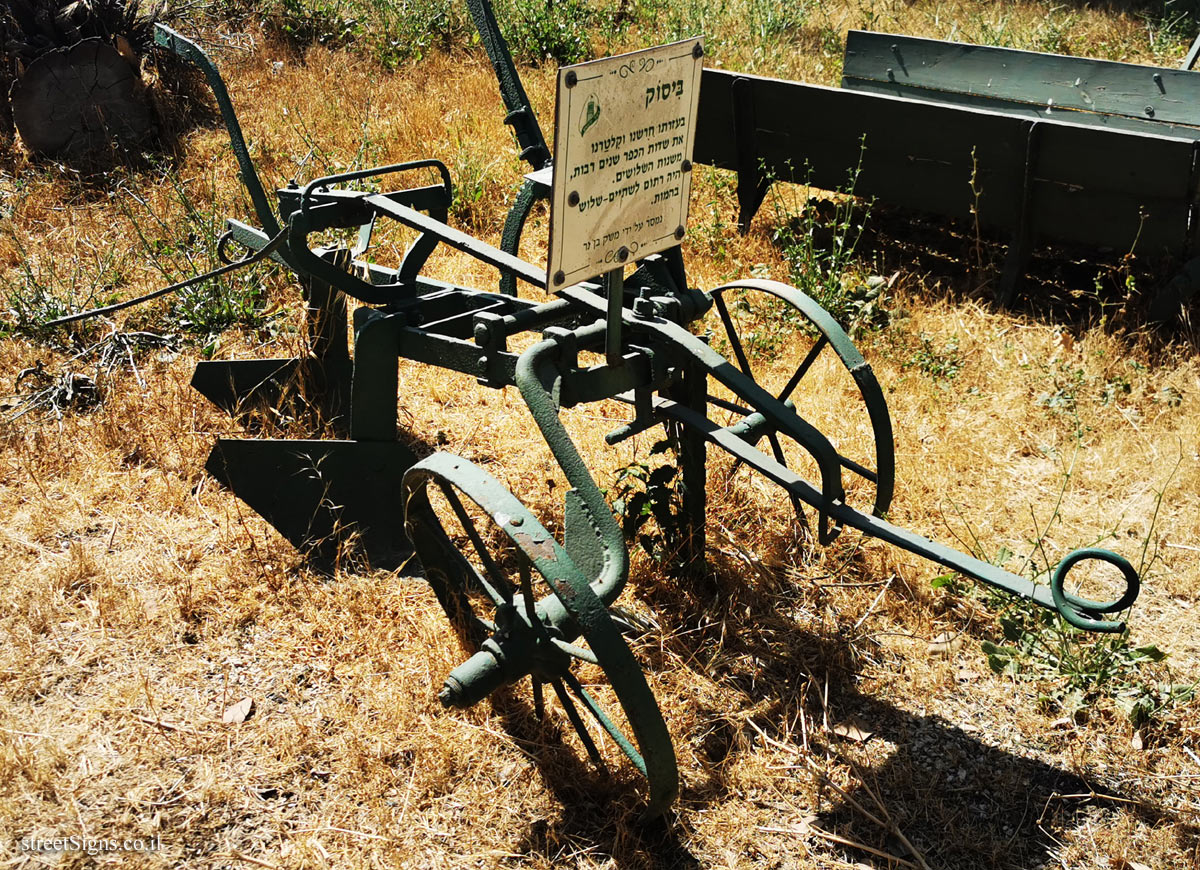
145 17 1143 814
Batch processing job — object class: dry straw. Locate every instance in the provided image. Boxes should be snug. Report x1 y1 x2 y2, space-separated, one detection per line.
2 2 1199 868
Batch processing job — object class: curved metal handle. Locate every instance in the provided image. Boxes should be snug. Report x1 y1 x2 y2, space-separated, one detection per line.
1050 548 1140 633
300 158 452 217
154 25 281 241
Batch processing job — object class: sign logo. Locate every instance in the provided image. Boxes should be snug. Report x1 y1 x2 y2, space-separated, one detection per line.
579 95 601 136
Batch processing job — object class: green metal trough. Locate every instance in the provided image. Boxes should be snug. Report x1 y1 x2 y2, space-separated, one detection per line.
693 30 1200 314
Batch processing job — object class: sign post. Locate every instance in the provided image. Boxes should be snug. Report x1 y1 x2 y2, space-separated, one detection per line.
547 38 705 308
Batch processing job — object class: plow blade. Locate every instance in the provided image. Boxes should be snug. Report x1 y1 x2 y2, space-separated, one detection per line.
205 438 418 568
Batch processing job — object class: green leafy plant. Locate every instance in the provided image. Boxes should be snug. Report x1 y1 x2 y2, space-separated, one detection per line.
1140 0 1200 47
611 437 689 564
747 0 810 41
904 333 962 382
1036 364 1087 416
980 602 1193 724
265 0 362 48
496 0 593 65
768 148 887 335
967 451 1190 726
115 168 271 340
372 0 470 66
255 0 471 65
1 219 130 341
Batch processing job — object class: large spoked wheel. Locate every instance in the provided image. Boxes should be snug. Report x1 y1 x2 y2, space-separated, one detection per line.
401 452 678 814
701 279 895 542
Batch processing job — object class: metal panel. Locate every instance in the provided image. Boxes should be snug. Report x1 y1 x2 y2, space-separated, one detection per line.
843 30 1200 129
844 77 1200 141
695 68 1195 254
1033 185 1189 252
697 69 1026 224
205 438 418 567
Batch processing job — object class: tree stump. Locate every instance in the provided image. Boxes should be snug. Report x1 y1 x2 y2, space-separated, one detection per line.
10 37 152 160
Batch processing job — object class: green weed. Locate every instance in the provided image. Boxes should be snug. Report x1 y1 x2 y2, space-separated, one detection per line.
448 138 500 232
904 334 963 382
255 0 471 65
768 152 887 335
265 0 362 48
940 444 1190 728
494 0 593 65
115 167 272 340
371 0 471 66
696 166 734 262
1140 0 1200 48
979 605 1192 725
1032 8 1080 55
1 226 130 341
747 0 810 41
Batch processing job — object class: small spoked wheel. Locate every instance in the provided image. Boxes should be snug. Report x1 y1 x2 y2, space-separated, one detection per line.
401 452 678 814
701 279 895 542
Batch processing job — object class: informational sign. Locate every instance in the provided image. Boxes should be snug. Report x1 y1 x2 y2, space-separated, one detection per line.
547 38 704 289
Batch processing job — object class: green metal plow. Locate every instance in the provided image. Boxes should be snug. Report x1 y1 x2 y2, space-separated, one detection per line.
115 18 1144 814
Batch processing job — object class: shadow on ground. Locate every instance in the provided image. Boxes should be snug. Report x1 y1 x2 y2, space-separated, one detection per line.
475 547 1198 869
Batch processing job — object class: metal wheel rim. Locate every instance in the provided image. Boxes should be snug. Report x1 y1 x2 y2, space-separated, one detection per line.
706 278 895 520
401 452 679 814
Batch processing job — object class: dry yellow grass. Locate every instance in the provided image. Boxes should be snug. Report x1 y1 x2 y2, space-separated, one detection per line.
2 3 1200 868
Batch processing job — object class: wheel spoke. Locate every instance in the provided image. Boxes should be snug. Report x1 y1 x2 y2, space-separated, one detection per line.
765 431 787 465
437 481 513 605
840 454 878 483
518 557 541 631
560 670 646 775
713 292 755 379
550 637 600 664
777 335 828 403
532 677 545 720
707 394 753 417
550 678 606 767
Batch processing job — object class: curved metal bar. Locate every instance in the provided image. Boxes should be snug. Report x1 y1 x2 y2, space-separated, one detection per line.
299 159 452 217
513 326 629 605
1051 548 1140 632
654 396 1140 632
498 178 549 296
153 26 281 241
465 0 552 171
285 207 408 305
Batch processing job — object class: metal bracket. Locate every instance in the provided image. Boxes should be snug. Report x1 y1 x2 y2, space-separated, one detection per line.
997 119 1042 307
732 77 772 233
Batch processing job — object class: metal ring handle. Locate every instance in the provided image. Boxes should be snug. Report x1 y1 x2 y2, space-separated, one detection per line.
1050 547 1140 633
